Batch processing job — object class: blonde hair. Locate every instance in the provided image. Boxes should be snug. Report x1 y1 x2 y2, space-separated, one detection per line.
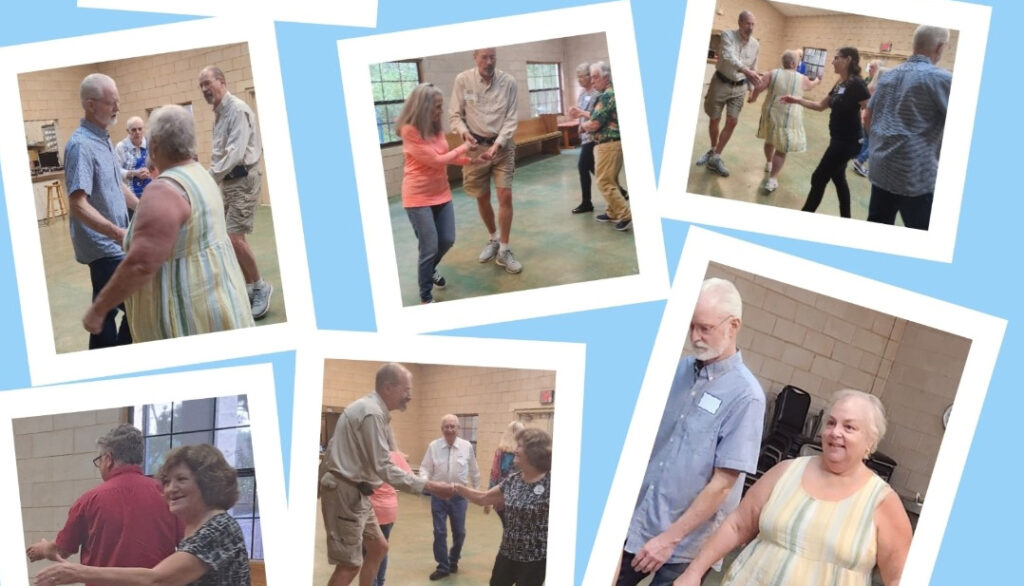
396 83 443 138
497 421 525 452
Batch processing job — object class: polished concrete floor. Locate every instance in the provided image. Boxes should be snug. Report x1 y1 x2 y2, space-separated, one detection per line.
314 492 504 585
686 89 903 227
390 150 639 306
39 205 285 353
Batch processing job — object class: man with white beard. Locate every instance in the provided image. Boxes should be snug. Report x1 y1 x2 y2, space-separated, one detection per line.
613 278 765 585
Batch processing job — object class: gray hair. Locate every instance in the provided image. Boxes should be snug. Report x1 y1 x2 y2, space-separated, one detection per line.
739 10 755 24
395 83 444 138
827 389 888 453
700 278 743 320
913 25 950 53
80 73 115 108
147 105 196 162
589 61 611 83
376 362 411 390
200 65 227 83
125 116 144 131
96 424 144 465
575 62 591 76
781 50 799 69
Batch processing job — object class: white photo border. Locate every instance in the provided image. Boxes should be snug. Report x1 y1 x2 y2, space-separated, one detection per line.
289 331 587 585
658 0 991 262
338 1 669 333
583 226 1006 585
0 17 315 385
76 0 378 28
0 363 289 586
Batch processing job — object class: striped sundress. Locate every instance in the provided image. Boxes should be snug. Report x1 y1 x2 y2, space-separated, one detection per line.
124 161 255 341
756 68 807 153
721 456 889 586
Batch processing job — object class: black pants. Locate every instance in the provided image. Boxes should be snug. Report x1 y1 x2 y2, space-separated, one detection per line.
87 256 132 349
801 138 861 218
578 141 596 205
867 185 933 230
489 553 545 586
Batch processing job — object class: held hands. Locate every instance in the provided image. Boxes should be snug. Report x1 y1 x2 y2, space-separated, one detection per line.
461 131 478 147
34 554 79 585
135 168 150 181
26 539 55 562
483 504 491 515
426 480 455 499
82 306 105 335
743 68 762 86
568 106 585 119
630 532 677 575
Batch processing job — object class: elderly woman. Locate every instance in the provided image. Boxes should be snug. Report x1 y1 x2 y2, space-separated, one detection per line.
781 47 870 218
37 444 251 585
673 390 913 586
486 420 526 525
396 83 479 304
456 428 552 586
82 104 254 341
748 50 817 193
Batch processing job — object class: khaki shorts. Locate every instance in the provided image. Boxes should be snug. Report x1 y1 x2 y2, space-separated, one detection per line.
320 477 384 566
462 143 515 198
221 167 262 234
703 75 747 121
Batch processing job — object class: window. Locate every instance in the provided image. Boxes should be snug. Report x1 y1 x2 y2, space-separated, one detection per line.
133 395 262 560
370 60 421 146
802 47 828 81
456 414 479 450
526 62 562 116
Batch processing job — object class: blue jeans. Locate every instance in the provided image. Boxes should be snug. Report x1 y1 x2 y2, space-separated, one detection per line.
405 201 455 302
87 256 132 349
855 135 870 164
374 522 393 586
431 494 467 572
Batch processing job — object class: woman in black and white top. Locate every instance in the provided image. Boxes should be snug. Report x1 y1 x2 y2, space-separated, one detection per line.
37 444 250 586
457 427 552 586
781 46 871 219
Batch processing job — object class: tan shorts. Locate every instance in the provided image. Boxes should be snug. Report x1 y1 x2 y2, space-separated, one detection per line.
320 478 384 566
703 75 747 121
221 167 262 234
462 143 515 198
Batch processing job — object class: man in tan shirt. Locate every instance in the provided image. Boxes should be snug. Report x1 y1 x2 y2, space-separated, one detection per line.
449 48 523 274
321 363 454 586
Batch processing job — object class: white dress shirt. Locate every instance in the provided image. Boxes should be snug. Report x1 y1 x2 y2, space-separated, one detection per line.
419 436 481 488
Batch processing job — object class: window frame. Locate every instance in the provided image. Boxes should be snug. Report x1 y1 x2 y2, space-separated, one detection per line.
456 413 479 450
526 61 563 117
370 60 423 147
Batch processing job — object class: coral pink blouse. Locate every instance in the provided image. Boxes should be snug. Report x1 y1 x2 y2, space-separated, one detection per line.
400 124 470 208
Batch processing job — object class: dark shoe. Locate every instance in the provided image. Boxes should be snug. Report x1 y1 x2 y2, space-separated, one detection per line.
429 570 450 580
571 203 594 214
432 271 446 289
620 186 629 200
615 219 632 231
595 213 614 223
450 563 459 573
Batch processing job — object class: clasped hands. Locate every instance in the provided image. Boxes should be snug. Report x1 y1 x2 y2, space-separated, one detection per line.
425 480 464 499
461 132 497 163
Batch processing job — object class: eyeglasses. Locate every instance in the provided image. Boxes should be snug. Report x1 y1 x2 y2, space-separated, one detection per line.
89 97 120 108
92 454 105 468
689 315 734 336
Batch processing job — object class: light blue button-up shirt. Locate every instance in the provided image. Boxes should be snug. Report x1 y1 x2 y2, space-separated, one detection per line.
64 118 128 264
625 351 765 565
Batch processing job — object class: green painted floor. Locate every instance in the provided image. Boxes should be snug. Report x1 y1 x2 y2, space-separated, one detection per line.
39 205 286 354
314 492 503 585
686 87 903 227
390 151 640 306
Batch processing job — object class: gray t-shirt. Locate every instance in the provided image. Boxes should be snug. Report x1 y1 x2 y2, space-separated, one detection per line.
64 118 128 264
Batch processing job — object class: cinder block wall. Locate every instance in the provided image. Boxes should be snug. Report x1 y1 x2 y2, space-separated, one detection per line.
15 408 127 579
380 34 608 197
322 360 556 486
19 43 269 204
706 263 967 499
712 0 788 81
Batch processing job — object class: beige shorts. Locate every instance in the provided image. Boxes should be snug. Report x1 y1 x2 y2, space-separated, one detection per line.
462 143 515 198
221 167 262 234
703 75 747 121
320 478 384 566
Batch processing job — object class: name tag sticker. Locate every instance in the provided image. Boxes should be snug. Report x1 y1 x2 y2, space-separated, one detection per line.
836 86 847 95
698 392 722 414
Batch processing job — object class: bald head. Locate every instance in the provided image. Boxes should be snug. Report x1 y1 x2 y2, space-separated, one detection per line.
198 66 228 107
441 414 459 444
738 11 756 41
375 363 412 412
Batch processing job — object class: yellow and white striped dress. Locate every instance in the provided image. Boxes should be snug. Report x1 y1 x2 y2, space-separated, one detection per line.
125 161 254 341
722 456 889 586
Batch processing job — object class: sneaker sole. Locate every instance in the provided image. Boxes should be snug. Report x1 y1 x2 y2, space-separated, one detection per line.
615 223 632 232
253 284 273 320
495 258 522 274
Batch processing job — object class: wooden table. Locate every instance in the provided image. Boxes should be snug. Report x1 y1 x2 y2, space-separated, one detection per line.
557 120 580 148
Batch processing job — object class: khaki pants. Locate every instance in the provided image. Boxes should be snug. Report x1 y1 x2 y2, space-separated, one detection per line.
595 141 629 221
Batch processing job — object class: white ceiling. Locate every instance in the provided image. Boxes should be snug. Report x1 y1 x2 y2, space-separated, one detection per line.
768 1 844 18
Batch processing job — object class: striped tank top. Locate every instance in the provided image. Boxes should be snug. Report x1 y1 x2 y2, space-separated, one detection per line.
722 456 890 586
124 161 254 341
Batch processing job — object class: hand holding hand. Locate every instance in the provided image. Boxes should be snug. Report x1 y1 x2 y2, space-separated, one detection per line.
427 480 454 499
461 131 478 146
483 504 491 515
82 306 104 335
568 106 584 118
744 69 762 86
135 168 150 180
483 144 499 161
630 532 677 575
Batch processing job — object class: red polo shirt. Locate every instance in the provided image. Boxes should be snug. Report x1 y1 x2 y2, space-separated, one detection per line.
55 465 183 578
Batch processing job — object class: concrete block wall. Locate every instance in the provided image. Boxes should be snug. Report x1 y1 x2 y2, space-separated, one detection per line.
380 34 608 197
712 0 788 83
15 408 127 579
322 360 556 487
705 263 967 500
18 43 270 204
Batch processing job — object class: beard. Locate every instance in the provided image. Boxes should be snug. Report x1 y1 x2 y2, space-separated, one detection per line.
692 341 723 362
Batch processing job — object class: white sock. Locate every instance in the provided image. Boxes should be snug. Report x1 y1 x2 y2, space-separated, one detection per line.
489 232 498 242
246 283 255 296
499 242 509 254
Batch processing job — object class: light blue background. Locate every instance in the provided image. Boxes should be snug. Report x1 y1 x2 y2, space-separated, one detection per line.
0 1 1013 583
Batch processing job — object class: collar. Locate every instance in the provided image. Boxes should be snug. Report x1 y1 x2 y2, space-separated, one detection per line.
369 391 391 422
80 118 110 139
908 54 932 65
693 350 742 381
477 70 500 85
213 91 234 114
122 136 147 149
106 464 144 480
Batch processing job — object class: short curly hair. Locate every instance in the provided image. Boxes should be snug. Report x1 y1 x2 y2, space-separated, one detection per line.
516 428 552 473
158 444 239 510
96 424 144 465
